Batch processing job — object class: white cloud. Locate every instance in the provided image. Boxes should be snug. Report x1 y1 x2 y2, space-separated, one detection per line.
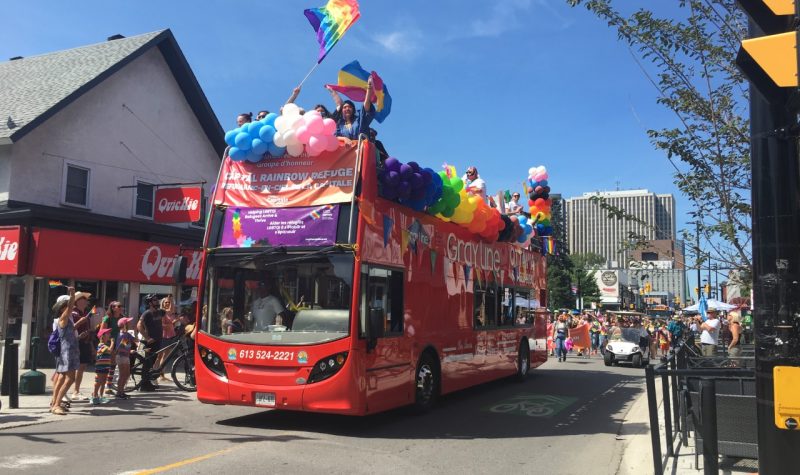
374 29 423 58
449 0 572 40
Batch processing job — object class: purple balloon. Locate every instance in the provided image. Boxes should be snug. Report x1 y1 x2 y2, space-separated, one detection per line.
407 161 421 173
386 170 400 186
382 186 398 200
411 187 426 201
385 157 400 173
421 169 433 185
397 181 411 199
399 163 413 179
410 172 423 189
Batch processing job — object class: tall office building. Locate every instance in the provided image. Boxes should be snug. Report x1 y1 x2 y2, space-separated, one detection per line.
566 189 676 266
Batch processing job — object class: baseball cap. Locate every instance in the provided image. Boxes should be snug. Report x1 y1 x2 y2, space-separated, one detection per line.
117 317 133 327
98 328 111 337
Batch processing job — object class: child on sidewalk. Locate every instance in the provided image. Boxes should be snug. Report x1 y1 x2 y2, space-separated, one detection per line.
114 317 136 399
92 328 114 405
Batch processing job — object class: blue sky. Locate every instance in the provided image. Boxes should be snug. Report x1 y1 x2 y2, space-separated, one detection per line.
1 1 691 236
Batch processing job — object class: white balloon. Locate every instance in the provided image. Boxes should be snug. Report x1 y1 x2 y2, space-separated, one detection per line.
283 103 300 115
274 115 287 132
286 142 305 157
528 167 536 176
289 115 305 130
273 131 287 147
283 129 299 146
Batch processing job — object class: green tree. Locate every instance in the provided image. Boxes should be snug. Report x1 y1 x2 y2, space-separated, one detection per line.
567 0 751 285
570 253 604 308
547 256 574 309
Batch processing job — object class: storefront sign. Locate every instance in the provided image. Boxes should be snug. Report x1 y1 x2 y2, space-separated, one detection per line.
30 228 201 285
0 226 25 275
215 143 358 208
154 187 202 223
220 205 340 248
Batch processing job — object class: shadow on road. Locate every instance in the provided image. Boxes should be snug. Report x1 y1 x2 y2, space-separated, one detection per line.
216 366 644 441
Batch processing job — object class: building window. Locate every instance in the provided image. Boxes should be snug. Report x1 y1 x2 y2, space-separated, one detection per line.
63 163 90 207
135 181 155 218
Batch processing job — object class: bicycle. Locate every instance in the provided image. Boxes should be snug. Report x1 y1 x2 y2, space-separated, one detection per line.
126 331 196 392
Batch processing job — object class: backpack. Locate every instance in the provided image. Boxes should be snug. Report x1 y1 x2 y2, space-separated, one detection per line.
668 321 683 339
48 327 62 356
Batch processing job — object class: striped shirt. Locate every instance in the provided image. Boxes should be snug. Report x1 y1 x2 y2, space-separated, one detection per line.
95 343 112 371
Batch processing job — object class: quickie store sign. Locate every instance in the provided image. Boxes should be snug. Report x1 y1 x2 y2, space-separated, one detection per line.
0 226 25 275
154 187 202 223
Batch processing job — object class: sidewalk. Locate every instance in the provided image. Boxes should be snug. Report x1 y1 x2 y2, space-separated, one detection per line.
616 375 699 474
0 366 188 430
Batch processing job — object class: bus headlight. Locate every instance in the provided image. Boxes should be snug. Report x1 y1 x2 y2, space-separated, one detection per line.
307 352 348 384
198 345 227 378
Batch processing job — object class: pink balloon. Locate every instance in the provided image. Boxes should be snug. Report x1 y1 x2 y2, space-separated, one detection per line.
296 125 311 144
308 135 323 150
322 118 336 135
307 116 324 135
533 173 545 182
324 135 339 151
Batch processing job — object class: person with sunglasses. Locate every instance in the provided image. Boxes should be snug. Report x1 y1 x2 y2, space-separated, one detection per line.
507 192 524 215
462 167 487 200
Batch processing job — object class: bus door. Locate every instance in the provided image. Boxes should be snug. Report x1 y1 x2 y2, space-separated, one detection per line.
361 266 413 412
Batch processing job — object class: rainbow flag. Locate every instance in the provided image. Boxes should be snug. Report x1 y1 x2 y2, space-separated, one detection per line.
543 237 557 255
304 0 361 63
327 60 392 123
48 280 64 288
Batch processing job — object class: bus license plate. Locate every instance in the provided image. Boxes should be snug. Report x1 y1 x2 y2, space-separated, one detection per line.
255 392 276 407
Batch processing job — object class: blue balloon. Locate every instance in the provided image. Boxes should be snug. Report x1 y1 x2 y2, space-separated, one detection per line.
249 121 264 139
224 129 239 147
540 180 548 187
251 138 269 155
267 142 286 157
263 113 278 127
517 233 527 243
518 215 528 225
229 146 246 161
245 150 261 163
235 132 251 151
259 124 277 142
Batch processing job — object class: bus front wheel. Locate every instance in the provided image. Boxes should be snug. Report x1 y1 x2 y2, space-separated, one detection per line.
413 352 439 413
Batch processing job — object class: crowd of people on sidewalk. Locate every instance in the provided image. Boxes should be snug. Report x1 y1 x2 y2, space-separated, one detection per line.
547 308 745 363
48 288 195 416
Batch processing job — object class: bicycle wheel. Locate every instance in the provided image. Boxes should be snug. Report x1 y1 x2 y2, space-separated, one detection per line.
171 354 196 392
126 353 145 391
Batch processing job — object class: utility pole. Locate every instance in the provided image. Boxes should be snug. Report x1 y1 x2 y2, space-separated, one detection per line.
695 220 702 301
736 1 800 471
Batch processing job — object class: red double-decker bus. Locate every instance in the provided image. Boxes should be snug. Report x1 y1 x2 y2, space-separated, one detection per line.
195 139 548 415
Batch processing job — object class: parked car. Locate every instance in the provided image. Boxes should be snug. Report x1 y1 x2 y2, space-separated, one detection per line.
604 328 649 368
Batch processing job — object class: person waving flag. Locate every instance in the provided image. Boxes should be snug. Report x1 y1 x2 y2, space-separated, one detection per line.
327 60 393 123
304 0 361 63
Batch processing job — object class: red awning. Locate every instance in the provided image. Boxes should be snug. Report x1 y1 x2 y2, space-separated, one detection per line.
29 228 200 285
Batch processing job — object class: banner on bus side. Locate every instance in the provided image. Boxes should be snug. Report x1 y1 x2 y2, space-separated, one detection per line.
215 145 358 208
220 205 340 248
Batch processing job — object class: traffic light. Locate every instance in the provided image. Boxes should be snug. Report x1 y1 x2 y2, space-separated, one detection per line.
694 286 700 296
645 282 652 293
704 283 711 296
736 0 799 102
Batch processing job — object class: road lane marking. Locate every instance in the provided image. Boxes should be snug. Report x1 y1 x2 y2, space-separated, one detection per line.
133 448 237 475
0 455 60 469
486 394 577 417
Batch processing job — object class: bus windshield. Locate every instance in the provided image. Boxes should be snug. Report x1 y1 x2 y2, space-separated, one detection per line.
201 250 354 346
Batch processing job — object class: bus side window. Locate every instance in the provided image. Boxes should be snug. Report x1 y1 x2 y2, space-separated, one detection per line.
360 266 404 337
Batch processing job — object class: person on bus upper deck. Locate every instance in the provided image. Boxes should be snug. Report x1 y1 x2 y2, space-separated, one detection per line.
256 110 270 120
237 112 252 127
506 193 524 215
462 167 487 200
327 76 376 141
251 281 289 331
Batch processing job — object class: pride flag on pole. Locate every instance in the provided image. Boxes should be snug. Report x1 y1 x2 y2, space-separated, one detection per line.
327 60 393 123
304 0 361 63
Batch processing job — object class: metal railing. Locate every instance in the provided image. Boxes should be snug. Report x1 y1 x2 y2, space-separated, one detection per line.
645 339 755 475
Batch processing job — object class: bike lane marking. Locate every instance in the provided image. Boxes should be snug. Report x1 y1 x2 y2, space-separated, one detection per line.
132 447 239 475
484 394 578 418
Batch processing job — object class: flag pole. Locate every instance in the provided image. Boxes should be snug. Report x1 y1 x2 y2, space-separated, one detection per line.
299 61 321 88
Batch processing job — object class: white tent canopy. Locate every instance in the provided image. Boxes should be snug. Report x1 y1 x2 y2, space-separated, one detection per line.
682 299 737 312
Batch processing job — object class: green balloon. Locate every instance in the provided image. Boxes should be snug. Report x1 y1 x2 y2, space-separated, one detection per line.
450 177 463 192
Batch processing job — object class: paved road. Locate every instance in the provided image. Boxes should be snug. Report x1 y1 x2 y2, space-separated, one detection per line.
0 356 646 475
